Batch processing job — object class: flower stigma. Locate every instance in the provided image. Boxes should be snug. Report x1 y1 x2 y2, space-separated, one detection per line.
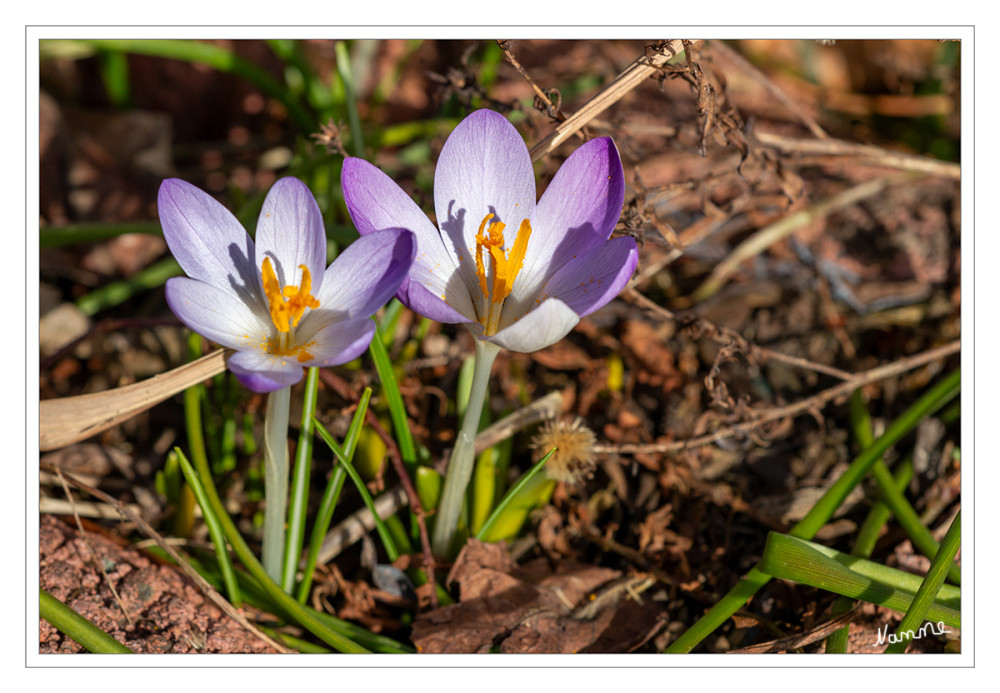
474 213 531 334
260 257 320 361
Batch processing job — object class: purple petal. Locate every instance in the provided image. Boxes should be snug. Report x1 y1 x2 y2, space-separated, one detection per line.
487 297 580 353
165 276 269 351
254 177 327 295
299 316 377 367
227 351 306 392
534 236 638 317
397 276 474 324
158 179 261 309
433 110 536 289
308 228 415 322
519 137 625 290
341 156 479 321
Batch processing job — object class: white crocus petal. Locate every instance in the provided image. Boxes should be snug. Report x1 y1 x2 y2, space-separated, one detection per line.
158 178 262 311
227 350 307 392
433 110 536 306
298 317 378 368
164 276 270 352
486 297 580 353
254 177 328 295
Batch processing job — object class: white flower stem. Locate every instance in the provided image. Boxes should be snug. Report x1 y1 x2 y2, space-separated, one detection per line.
432 338 500 557
262 385 291 584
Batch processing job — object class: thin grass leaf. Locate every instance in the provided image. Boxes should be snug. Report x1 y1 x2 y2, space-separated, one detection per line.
369 315 417 469
75 257 181 316
758 532 959 629
156 544 413 653
175 450 241 607
475 449 554 542
40 589 133 654
335 40 365 157
283 366 321 593
40 221 162 249
827 391 914 652
313 410 400 562
883 511 961 653
297 388 371 603
77 39 315 132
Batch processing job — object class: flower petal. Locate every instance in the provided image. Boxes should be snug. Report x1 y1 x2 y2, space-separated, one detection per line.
300 228 414 339
486 297 580 353
341 157 477 320
398 278 473 324
227 351 305 392
165 276 269 351
254 177 327 294
299 316 377 368
433 110 536 296
534 235 638 318
158 178 261 309
506 137 625 318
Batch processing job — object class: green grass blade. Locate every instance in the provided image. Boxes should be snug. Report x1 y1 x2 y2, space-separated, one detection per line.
40 221 162 249
297 388 371 603
475 449 555 542
77 39 315 132
40 589 133 653
335 40 365 157
75 257 181 316
758 533 959 629
883 511 961 652
175 450 241 607
369 315 417 469
283 366 320 593
313 409 400 562
827 391 915 652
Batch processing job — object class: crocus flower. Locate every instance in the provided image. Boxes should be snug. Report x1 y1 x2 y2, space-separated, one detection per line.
159 176 415 393
341 109 637 353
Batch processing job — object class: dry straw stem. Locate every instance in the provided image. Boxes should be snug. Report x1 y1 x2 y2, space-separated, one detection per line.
43 464 291 654
688 173 911 305
594 339 960 456
39 349 228 451
528 39 694 162
753 131 961 181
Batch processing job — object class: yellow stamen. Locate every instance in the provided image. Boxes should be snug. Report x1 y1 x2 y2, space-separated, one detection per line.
473 213 532 334
261 257 320 333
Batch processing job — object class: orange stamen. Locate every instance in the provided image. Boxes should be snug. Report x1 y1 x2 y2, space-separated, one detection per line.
261 257 320 333
473 213 532 334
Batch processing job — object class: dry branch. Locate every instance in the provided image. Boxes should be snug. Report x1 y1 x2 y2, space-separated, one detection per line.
528 40 693 162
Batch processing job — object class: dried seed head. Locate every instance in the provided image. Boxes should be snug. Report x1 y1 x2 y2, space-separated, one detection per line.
530 417 597 484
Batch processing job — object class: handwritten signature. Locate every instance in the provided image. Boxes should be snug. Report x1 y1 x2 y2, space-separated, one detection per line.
876 621 951 647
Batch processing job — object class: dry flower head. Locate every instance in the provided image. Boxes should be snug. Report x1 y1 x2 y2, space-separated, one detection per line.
530 417 597 484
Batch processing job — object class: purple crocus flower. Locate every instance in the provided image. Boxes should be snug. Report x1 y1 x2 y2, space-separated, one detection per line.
158 176 415 393
341 109 637 352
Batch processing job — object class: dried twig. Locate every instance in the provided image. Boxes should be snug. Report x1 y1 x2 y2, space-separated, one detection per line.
43 465 290 654
625 288 855 381
727 606 861 653
54 468 134 626
688 173 910 304
594 340 960 455
753 131 961 180
709 39 829 140
497 39 566 122
528 40 693 162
